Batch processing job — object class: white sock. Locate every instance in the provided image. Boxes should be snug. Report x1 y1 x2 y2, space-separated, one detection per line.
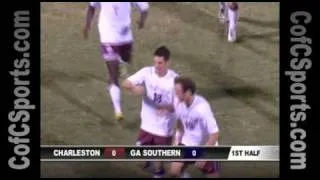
180 171 191 178
228 8 238 32
108 84 122 114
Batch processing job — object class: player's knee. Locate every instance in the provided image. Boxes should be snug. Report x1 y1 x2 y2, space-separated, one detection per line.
169 168 180 177
227 2 238 11
200 162 221 177
169 164 182 177
201 169 219 177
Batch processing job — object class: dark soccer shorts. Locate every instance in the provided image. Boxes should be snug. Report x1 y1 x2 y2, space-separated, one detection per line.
100 42 133 62
136 129 173 146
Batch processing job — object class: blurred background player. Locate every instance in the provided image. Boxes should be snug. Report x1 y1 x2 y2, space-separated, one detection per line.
219 2 239 42
122 46 179 178
83 2 149 121
218 2 227 23
169 77 220 178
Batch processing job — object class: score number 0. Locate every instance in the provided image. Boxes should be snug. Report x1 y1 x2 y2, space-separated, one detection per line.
192 149 197 157
112 149 117 157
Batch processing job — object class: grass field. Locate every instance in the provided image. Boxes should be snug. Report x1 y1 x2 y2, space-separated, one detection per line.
41 2 279 178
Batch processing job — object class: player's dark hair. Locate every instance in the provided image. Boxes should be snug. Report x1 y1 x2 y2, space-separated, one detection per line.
154 46 171 61
174 77 196 95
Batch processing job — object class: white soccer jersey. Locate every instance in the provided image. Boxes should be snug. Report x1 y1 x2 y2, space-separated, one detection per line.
89 2 149 44
127 66 179 137
174 95 219 146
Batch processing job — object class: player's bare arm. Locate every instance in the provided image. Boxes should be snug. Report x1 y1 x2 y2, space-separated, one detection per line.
137 10 148 29
155 84 178 113
122 79 145 96
83 5 96 39
134 2 149 29
202 103 220 146
140 94 174 114
173 120 184 145
142 97 174 112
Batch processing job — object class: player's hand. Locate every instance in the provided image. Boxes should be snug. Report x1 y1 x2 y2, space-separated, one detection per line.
195 161 206 169
137 20 145 29
83 26 90 39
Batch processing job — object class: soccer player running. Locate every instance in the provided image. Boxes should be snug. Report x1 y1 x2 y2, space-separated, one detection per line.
83 2 149 121
122 46 179 178
219 2 239 42
169 77 220 178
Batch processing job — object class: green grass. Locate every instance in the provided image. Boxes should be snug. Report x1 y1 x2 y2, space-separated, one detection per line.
41 2 279 178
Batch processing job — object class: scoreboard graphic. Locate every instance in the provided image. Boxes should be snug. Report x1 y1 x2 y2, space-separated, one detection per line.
41 145 279 161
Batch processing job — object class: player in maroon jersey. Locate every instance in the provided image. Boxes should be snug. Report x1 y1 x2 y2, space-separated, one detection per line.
83 2 149 121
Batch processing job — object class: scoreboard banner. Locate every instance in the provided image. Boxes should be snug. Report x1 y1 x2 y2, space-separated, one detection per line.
41 145 279 161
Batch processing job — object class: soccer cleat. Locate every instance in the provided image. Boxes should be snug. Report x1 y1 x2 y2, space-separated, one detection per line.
228 28 237 43
115 112 124 121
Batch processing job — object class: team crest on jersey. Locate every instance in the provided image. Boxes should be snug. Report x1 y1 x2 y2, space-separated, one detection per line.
185 117 200 131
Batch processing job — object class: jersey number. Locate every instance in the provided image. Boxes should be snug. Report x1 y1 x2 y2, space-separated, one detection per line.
153 93 162 104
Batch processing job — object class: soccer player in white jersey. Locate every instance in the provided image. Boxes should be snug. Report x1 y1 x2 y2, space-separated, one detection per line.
219 2 239 42
83 2 149 121
122 46 179 178
169 77 220 178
